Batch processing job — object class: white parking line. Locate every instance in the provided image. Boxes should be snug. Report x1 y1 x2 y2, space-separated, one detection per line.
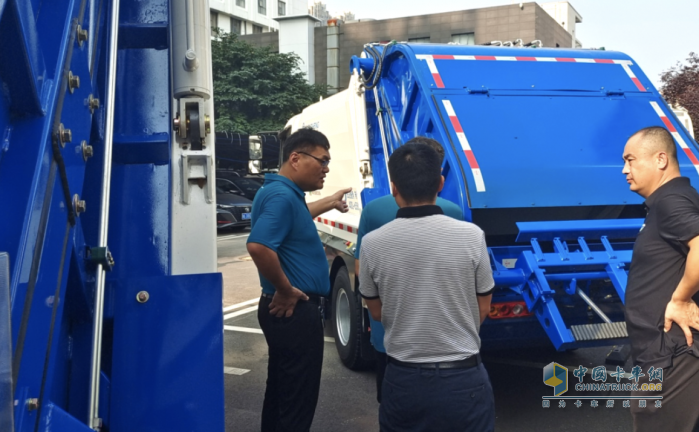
224 325 335 343
224 305 258 320
224 366 250 376
217 233 250 241
223 298 259 312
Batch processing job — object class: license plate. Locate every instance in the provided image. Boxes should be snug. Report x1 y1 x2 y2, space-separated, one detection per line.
242 213 251 220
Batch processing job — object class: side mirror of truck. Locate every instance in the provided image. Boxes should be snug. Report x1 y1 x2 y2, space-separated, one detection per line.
249 136 262 160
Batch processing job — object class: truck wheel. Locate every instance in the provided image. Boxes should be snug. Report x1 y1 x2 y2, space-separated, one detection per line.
332 267 370 370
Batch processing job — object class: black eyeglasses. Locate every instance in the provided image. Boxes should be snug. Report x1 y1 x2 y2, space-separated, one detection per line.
298 151 330 168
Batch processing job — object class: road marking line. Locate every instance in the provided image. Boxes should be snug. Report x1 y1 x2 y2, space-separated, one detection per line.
224 305 258 320
224 366 250 376
223 325 335 343
223 298 259 312
217 234 250 241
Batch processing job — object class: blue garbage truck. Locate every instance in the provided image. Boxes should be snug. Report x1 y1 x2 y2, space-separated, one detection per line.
274 42 699 369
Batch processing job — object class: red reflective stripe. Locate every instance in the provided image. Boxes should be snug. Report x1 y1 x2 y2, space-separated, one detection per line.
594 59 615 64
556 57 576 62
475 55 496 61
683 148 699 165
631 77 646 92
464 150 480 169
433 55 454 60
331 221 336 227
449 117 464 133
660 116 677 132
339 223 344 230
347 226 353 233
432 73 445 88
323 219 328 225
516 57 537 61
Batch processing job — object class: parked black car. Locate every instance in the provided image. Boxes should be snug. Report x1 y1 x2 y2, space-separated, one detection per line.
216 187 253 230
216 177 262 201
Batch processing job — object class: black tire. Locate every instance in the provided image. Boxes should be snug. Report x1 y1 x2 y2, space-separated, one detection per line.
331 267 371 370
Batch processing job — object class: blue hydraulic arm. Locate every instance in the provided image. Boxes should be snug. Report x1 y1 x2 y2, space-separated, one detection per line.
0 1 224 431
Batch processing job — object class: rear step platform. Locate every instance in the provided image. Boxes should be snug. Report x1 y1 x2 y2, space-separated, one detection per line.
571 322 628 341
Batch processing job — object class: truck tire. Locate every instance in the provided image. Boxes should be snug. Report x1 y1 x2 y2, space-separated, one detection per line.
331 267 370 370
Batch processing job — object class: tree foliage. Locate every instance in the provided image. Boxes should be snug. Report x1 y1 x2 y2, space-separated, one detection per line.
211 30 326 134
660 52 699 138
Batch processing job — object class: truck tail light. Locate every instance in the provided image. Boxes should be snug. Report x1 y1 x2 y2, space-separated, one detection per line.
488 301 532 319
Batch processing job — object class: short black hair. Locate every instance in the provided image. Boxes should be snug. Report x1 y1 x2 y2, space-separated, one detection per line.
404 136 445 164
282 128 330 162
388 143 442 204
631 126 678 163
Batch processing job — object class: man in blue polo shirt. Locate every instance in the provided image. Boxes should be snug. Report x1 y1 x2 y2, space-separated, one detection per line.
247 128 350 432
354 136 464 403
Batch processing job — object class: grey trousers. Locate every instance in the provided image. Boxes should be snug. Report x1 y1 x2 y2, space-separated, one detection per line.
631 353 699 432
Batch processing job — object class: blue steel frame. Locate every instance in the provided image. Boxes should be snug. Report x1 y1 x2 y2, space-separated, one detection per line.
353 43 699 351
0 1 223 431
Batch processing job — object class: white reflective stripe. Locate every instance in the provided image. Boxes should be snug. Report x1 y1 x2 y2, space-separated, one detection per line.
671 131 689 149
472 168 486 192
425 57 438 74
495 56 517 61
535 57 557 62
442 99 457 117
649 101 665 117
415 54 431 60
456 133 472 151
621 63 637 78
453 55 476 60
613 60 633 65
574 58 595 63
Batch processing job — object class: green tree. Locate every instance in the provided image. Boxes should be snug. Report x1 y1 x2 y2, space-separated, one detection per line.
211 30 326 134
660 52 699 138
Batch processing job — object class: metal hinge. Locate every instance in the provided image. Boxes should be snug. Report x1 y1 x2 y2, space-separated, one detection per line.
87 247 115 271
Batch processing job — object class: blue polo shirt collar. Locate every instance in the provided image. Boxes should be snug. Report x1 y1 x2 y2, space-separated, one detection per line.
264 173 305 198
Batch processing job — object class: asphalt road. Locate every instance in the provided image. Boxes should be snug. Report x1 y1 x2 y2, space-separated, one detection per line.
218 229 637 432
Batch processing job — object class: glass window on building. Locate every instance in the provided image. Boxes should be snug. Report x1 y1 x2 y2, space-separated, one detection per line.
408 36 430 43
278 1 286 16
258 0 266 15
210 12 218 36
451 33 475 45
236 0 245 7
253 24 263 34
231 18 242 35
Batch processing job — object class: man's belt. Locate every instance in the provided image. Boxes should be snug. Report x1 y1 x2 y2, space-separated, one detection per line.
388 354 481 370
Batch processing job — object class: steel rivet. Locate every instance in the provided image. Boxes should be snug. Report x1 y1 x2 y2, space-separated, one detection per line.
88 95 100 113
57 124 72 147
68 71 80 93
81 141 94 161
77 25 88 46
136 291 149 303
73 194 86 215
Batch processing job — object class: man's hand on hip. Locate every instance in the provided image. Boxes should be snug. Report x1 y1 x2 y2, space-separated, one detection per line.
664 297 699 346
269 287 310 318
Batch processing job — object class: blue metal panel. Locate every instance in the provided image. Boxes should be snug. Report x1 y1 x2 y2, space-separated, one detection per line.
110 273 224 432
516 218 644 242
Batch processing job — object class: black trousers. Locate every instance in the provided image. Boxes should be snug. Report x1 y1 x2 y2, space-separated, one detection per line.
379 361 495 432
375 350 388 404
258 296 324 432
631 353 699 432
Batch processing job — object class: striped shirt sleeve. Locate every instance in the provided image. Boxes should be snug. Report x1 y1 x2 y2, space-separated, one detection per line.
358 237 380 299
475 232 495 296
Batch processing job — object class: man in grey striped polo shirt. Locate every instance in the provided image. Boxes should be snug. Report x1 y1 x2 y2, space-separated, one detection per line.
359 143 495 432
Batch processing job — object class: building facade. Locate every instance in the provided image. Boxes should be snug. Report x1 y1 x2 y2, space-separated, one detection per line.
239 1 583 91
210 0 307 35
